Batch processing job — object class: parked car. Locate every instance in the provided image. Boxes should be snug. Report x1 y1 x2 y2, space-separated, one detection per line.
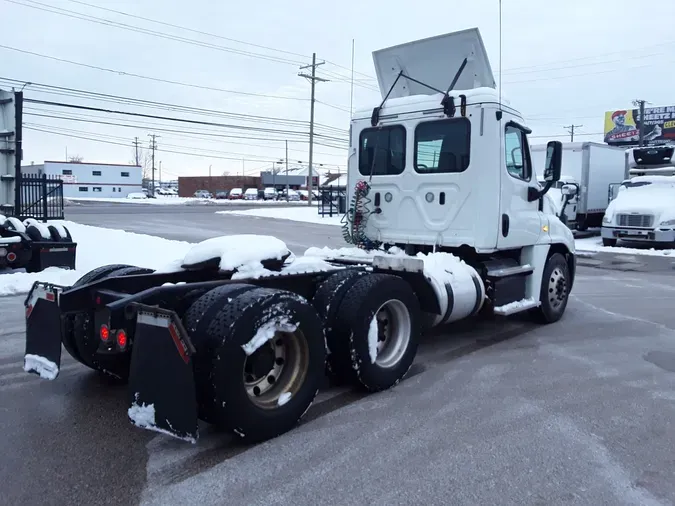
228 188 243 200
215 190 229 199
279 189 300 201
193 190 212 199
263 187 277 200
244 188 259 200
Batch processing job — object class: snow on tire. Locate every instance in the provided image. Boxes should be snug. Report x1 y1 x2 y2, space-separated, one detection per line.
199 287 326 443
311 269 368 383
183 283 258 424
336 274 421 392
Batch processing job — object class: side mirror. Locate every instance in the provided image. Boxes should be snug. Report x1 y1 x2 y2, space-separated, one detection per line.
561 184 577 196
543 141 563 182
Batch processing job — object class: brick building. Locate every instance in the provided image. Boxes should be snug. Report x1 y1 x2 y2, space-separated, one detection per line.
178 175 261 197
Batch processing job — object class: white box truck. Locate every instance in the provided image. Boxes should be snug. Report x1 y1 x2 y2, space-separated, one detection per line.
531 142 625 231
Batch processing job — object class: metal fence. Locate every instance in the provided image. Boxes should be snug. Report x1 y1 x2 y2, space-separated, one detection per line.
16 174 65 221
318 186 347 217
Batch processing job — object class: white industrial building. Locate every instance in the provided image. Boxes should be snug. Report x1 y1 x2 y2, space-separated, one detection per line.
21 161 143 198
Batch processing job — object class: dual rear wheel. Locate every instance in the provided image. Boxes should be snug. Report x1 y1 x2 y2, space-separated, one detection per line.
184 272 422 443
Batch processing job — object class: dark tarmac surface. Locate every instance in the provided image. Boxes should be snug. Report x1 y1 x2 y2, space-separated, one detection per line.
2 203 675 505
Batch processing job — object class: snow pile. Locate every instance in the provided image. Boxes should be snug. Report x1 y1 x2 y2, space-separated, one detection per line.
0 221 192 296
575 237 674 256
217 206 341 226
242 316 297 355
367 317 379 363
494 297 536 312
305 245 406 260
180 235 290 272
128 394 197 444
23 354 59 380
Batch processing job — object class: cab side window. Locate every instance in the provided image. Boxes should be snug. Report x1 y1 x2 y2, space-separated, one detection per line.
504 125 531 181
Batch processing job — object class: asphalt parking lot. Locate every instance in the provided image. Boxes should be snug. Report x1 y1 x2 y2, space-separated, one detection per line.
2 203 675 505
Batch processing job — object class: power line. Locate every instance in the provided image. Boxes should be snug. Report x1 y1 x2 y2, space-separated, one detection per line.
24 122 346 168
23 109 348 156
0 46 310 103
22 97 348 140
63 0 312 61
0 77 349 136
4 0 307 67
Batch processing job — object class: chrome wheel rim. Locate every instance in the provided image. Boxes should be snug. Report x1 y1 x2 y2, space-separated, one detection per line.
548 267 568 310
243 329 309 409
370 299 411 368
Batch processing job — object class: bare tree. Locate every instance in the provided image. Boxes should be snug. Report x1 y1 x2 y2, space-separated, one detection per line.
130 146 152 179
68 154 83 163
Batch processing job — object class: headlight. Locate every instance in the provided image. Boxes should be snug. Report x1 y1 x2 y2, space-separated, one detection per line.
602 215 612 224
659 219 675 226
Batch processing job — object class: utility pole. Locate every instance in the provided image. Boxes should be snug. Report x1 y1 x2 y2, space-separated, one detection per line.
299 53 328 206
159 161 162 185
633 99 647 146
285 140 289 201
564 124 582 142
148 134 159 193
242 158 245 177
132 137 141 166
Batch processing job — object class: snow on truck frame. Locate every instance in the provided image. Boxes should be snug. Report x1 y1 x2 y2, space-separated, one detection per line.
22 28 576 444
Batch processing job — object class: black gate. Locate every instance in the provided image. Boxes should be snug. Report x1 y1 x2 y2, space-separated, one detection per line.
318 186 347 217
16 174 65 221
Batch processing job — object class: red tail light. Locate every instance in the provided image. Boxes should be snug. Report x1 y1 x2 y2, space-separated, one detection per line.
116 330 127 349
6 252 16 262
100 324 109 342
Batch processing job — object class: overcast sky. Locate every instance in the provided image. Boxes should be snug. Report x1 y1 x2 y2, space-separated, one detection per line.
3 0 674 179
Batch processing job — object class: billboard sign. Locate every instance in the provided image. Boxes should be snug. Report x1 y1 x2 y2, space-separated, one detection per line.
604 105 675 145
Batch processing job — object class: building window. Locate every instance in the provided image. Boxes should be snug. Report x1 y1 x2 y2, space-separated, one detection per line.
358 125 406 176
121 172 130 177
78 187 88 192
414 118 471 174
62 169 72 175
504 125 531 181
92 170 102 176
113 187 117 192
93 187 102 192
118 187 121 192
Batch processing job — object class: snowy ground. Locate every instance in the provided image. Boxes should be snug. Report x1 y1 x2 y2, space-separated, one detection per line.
67 197 318 207
576 236 674 257
218 206 343 226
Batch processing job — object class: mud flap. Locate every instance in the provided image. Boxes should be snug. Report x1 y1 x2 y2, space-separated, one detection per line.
127 305 199 443
24 282 64 380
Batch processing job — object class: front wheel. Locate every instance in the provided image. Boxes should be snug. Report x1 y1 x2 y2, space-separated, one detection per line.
530 253 571 324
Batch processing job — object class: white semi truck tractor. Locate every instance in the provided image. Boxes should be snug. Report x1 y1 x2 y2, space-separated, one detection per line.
22 28 576 445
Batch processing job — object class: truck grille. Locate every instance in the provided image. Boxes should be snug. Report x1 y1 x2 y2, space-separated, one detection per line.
616 214 653 227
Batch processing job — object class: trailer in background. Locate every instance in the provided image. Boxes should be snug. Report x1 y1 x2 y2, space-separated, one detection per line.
531 142 625 230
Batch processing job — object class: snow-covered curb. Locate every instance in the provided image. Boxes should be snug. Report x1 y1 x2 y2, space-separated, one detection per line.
68 197 319 207
575 237 674 257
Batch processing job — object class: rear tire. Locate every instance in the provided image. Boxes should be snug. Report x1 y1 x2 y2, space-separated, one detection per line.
311 269 368 383
69 264 153 379
199 288 326 443
183 283 258 423
602 238 617 247
529 253 571 324
336 274 421 392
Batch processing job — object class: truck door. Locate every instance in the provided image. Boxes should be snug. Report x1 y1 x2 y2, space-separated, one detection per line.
497 122 543 249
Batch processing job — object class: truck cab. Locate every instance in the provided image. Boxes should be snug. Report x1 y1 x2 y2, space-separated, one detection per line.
345 28 575 316
601 145 675 246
